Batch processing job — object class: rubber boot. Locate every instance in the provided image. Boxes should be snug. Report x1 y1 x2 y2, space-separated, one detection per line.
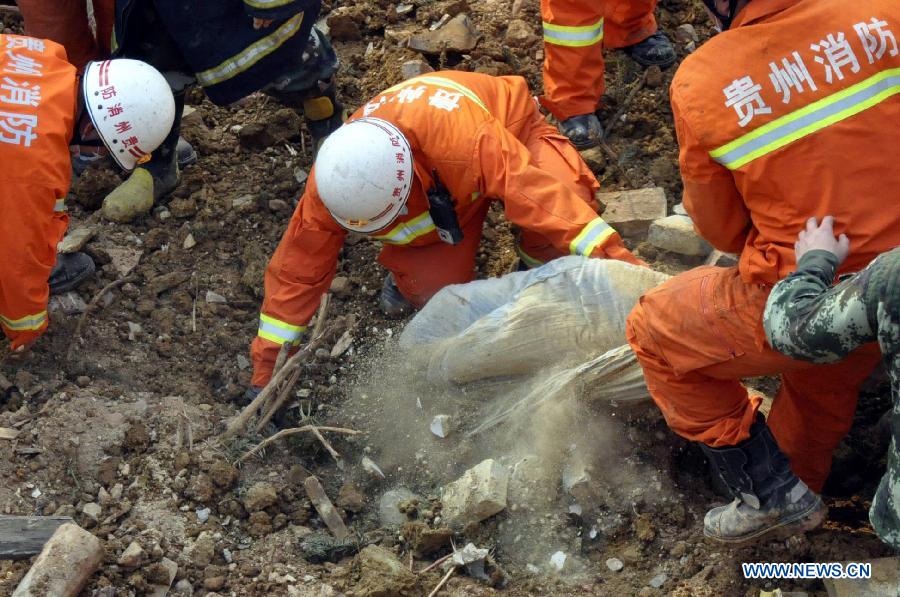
49 252 96 295
558 113 603 150
701 416 826 544
378 273 414 319
623 31 677 69
102 91 184 222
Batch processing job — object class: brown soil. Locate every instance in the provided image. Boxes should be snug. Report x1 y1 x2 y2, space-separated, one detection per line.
0 2 892 596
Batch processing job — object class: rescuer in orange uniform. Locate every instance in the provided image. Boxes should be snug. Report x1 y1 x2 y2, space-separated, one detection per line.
626 0 900 543
16 0 115 73
0 34 175 360
250 71 643 388
540 0 676 148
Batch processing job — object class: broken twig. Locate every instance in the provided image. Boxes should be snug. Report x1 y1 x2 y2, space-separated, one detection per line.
603 69 649 140
427 566 456 597
236 425 361 464
65 277 136 361
418 553 453 575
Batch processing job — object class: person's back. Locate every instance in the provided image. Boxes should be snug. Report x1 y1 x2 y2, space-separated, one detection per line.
672 0 900 284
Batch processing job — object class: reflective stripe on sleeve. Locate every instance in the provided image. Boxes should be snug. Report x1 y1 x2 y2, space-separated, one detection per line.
372 211 436 245
257 313 306 345
516 245 545 268
245 0 295 7
711 67 900 170
197 12 305 87
54 198 66 213
542 18 604 48
0 310 47 332
569 217 615 256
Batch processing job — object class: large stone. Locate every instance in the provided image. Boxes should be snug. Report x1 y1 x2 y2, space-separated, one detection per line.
117 540 145 569
400 60 434 80
505 19 536 48
441 459 509 527
599 187 668 239
408 14 480 55
12 523 103 597
705 249 739 268
648 215 712 257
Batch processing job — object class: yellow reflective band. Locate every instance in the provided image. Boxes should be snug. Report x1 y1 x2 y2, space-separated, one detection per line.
372 211 436 245
245 0 294 7
197 12 305 87
54 198 66 213
386 76 490 113
516 245 545 268
542 18 604 48
257 313 307 345
0 310 47 332
711 67 900 170
569 217 615 256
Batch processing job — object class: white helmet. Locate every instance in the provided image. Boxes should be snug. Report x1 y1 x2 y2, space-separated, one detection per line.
314 117 414 234
82 59 175 171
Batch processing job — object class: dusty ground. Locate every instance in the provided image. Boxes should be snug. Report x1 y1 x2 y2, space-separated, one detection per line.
0 1 894 596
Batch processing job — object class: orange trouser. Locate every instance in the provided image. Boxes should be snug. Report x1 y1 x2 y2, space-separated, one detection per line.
541 0 658 120
380 116 600 307
17 0 115 71
626 266 882 493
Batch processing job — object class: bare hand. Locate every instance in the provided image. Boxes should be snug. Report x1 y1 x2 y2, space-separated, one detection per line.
2 342 33 364
253 18 275 30
794 216 849 266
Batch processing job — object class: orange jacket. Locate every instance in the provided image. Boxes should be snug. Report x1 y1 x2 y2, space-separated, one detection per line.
672 0 900 286
251 71 635 385
0 35 76 350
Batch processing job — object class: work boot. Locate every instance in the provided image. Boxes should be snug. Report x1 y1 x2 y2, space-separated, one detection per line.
378 273 414 319
701 416 826 544
558 113 603 150
176 137 198 169
623 31 676 68
48 252 96 295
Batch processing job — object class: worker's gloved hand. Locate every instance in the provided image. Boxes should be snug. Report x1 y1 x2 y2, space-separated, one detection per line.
600 233 648 268
794 216 849 266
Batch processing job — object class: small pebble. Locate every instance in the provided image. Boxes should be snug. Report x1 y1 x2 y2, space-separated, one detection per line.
606 557 624 572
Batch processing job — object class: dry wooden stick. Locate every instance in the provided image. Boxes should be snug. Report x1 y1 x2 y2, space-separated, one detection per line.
427 566 456 597
304 476 349 539
65 277 136 361
309 424 342 463
222 323 341 439
237 425 361 463
271 341 292 378
418 553 453 575
603 69 649 140
254 294 332 433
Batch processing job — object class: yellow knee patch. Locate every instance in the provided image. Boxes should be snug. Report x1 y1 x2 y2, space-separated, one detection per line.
303 96 334 121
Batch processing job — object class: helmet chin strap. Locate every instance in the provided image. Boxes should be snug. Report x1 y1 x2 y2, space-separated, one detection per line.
702 0 743 31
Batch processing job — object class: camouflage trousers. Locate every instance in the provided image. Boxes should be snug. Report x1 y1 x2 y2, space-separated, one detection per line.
764 248 899 550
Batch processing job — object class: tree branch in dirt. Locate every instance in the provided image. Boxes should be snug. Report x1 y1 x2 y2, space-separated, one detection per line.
236 425 361 464
428 566 457 597
222 317 345 439
603 69 649 140
303 475 349 539
65 276 137 362
418 553 453 575
254 294 332 433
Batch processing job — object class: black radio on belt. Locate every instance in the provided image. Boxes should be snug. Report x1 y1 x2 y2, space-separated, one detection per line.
427 169 464 245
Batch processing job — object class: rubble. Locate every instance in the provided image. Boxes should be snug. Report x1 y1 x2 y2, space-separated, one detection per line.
378 488 421 528
48 292 88 315
430 414 452 438
356 546 419 596
243 481 278 512
400 60 434 80
117 541 145 569
58 226 96 253
549 551 567 572
606 557 624 572
326 7 362 41
147 558 178 597
648 215 713 257
440 459 509 527
706 249 739 267
598 187 668 238
649 572 668 589
409 14 480 55
304 476 349 539
505 19 537 48
12 523 103 597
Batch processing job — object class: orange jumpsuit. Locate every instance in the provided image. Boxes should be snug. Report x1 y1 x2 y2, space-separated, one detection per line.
251 71 641 386
541 0 658 120
16 0 115 72
627 0 900 492
0 35 76 349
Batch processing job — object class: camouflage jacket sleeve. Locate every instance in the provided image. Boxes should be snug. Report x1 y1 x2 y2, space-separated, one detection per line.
763 250 876 363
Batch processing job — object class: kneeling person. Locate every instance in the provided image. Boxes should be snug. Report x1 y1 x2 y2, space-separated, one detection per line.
764 217 900 550
250 71 642 388
0 34 175 359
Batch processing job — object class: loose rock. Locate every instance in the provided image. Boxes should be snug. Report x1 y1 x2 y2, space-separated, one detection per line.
12 523 103 597
243 481 278 512
441 459 509 527
378 488 421 528
648 215 712 257
409 14 480 55
599 187 668 238
606 557 624 572
118 541 145 569
356 546 419 596
400 60 434 80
